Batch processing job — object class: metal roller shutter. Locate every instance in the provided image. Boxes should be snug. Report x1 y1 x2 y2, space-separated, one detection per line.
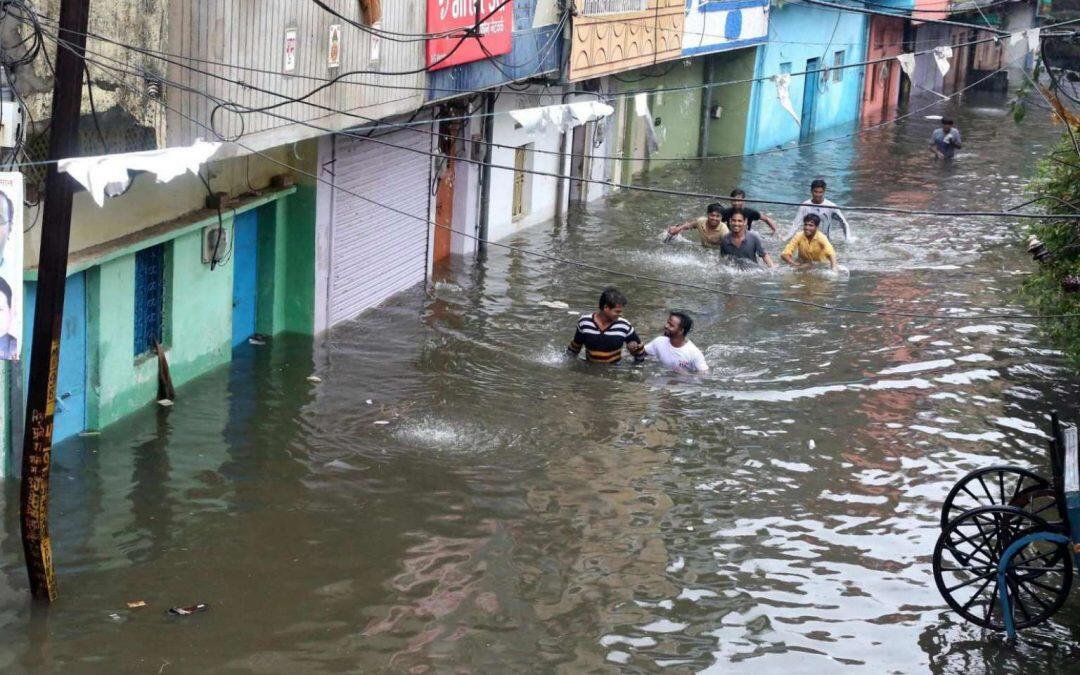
329 127 432 326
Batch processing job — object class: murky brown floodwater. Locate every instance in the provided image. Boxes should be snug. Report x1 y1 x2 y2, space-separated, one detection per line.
3 92 1080 673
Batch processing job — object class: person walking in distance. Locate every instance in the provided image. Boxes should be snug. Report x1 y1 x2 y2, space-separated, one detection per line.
930 117 962 160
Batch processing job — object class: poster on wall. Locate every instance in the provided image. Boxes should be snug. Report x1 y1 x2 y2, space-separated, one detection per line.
0 173 22 361
426 0 513 71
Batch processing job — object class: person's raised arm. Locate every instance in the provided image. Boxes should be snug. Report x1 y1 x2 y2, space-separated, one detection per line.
760 212 779 236
667 219 695 236
834 210 853 240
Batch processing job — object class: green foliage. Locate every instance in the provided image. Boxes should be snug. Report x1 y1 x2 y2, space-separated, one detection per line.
1021 129 1080 365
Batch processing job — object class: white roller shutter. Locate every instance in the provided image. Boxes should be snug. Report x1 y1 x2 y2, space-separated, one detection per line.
328 127 432 326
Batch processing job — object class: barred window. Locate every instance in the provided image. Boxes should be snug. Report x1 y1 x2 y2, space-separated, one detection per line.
580 0 649 16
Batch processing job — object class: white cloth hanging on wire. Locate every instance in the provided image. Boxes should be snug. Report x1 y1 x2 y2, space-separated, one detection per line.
932 46 953 77
59 140 222 207
772 74 801 126
509 101 614 135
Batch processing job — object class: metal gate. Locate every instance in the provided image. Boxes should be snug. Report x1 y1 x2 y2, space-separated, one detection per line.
328 126 433 326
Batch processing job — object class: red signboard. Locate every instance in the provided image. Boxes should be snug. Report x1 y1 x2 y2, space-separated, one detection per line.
426 0 513 71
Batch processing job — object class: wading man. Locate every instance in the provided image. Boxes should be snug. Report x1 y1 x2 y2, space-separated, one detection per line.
724 188 779 236
568 287 646 364
720 210 777 268
930 117 962 160
788 179 852 241
782 214 837 270
666 203 729 248
645 311 708 373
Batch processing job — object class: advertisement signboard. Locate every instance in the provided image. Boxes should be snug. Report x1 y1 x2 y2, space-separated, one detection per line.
0 172 22 361
427 0 513 70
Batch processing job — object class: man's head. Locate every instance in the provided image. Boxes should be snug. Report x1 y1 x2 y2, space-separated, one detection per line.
0 276 13 335
598 286 628 322
729 188 746 210
0 191 14 255
727 208 747 235
803 213 821 239
810 179 827 204
664 311 693 341
941 117 954 132
705 202 724 228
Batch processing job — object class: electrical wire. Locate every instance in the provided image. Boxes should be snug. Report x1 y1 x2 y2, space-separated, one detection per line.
33 12 1080 175
52 33 1080 221
67 48 1080 322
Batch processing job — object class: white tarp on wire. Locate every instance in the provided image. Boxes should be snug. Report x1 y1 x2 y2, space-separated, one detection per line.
59 140 222 207
772 74 801 126
509 101 615 135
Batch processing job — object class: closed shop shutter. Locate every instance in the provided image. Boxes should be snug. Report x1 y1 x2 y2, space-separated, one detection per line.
328 127 432 326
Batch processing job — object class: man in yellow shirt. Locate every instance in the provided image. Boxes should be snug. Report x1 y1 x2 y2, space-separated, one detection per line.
665 203 729 248
781 214 837 269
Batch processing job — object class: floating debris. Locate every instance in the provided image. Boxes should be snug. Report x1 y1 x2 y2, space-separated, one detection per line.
538 300 570 310
373 420 390 426
306 375 322 383
157 399 174 408
168 603 208 616
126 600 147 609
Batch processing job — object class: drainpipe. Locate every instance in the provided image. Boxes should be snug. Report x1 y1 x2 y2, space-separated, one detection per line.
477 92 495 257
699 57 714 157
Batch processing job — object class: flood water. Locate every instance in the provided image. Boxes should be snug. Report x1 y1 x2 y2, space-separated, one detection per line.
3 93 1080 673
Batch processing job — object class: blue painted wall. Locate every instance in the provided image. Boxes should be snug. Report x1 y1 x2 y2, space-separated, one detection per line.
231 210 260 348
23 273 88 442
427 0 562 102
745 3 868 152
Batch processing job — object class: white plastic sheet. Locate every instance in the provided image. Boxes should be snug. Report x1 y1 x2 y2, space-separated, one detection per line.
932 46 953 77
509 101 615 135
771 74 801 126
59 140 221 207
896 53 916 77
632 93 661 153
1009 28 1040 52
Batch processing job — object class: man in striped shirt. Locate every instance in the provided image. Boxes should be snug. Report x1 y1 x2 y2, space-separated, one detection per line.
567 287 646 365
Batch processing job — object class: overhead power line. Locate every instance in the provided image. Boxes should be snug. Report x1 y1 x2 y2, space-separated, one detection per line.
46 30 1080 221
65 43 1080 323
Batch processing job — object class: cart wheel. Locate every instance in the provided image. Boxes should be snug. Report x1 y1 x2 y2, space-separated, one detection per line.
934 505 1071 630
940 466 1053 530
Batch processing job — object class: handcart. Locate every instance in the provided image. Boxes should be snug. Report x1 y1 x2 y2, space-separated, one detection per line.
932 414 1080 641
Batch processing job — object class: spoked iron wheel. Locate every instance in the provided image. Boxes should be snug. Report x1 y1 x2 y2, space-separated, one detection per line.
940 466 1055 530
933 505 1072 630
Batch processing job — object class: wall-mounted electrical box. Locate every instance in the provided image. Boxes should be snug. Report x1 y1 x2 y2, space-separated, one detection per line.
202 225 227 265
710 105 723 120
0 101 22 148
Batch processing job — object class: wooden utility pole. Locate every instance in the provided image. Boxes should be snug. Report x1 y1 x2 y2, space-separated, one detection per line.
20 0 92 602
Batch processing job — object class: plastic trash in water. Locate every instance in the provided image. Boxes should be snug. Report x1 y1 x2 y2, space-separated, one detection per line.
126 600 147 609
306 375 322 383
168 603 208 616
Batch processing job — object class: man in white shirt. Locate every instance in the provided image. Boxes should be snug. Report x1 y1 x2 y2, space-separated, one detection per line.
644 312 708 373
787 178 853 241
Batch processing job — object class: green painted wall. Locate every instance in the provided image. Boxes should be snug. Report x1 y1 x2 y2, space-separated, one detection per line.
649 60 705 160
706 47 758 156
88 221 234 429
282 184 316 335
84 188 315 430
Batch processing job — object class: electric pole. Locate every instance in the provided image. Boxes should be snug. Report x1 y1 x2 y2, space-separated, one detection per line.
20 0 92 602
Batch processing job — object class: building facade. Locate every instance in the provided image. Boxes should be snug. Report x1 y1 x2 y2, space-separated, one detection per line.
745 2 869 152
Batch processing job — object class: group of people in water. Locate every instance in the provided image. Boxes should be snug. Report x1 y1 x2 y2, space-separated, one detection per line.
567 178 859 373
666 179 850 270
567 116 965 373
